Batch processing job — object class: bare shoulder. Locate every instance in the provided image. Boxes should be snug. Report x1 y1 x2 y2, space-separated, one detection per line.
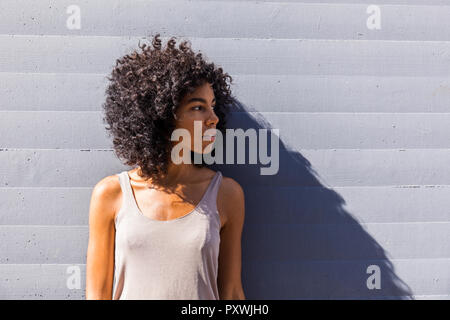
217 173 245 228
89 173 122 223
219 174 244 200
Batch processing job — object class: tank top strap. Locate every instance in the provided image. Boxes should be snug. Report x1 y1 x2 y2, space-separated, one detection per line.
198 171 222 214
116 171 136 214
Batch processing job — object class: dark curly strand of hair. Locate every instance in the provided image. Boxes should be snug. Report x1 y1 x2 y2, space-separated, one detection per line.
102 33 234 181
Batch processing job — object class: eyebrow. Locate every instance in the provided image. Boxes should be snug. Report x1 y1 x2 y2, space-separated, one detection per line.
186 97 216 104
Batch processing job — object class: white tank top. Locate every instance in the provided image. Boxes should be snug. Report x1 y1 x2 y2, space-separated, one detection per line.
112 170 223 300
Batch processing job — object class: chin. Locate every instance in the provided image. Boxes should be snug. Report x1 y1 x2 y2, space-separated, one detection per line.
191 143 215 155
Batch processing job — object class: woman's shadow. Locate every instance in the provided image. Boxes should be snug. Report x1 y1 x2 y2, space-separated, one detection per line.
209 100 414 299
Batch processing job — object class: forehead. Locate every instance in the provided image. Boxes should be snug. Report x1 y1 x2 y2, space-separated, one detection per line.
181 82 215 104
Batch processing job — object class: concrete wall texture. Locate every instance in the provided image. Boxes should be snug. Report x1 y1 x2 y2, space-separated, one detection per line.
0 0 449 299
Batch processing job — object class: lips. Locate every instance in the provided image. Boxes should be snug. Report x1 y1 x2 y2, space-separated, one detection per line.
203 130 216 141
203 135 216 141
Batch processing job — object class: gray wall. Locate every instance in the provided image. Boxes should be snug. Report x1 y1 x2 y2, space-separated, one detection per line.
0 0 449 299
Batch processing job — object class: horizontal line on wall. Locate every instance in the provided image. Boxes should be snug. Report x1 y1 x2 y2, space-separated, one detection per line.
247 112 450 115
0 148 114 151
2 72 450 79
4 111 450 115
189 0 450 7
2 34 450 44
3 148 450 151
0 71 107 76
1 221 449 227
2 256 450 266
2 185 450 190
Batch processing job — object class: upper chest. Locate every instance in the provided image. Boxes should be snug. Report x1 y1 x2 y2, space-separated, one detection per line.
121 174 228 228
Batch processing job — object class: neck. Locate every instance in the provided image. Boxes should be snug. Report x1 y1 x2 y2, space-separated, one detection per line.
136 160 201 187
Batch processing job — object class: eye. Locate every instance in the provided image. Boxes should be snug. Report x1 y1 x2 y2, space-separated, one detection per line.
192 105 217 111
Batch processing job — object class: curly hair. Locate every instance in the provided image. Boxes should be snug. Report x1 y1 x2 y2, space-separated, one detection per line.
102 33 234 181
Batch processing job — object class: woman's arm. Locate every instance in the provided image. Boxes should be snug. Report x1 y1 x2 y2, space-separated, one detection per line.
217 177 246 300
85 176 118 299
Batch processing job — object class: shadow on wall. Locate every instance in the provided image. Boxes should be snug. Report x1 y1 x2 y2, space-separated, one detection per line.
209 100 414 300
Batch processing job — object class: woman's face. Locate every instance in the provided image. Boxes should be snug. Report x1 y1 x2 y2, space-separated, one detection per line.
173 81 219 156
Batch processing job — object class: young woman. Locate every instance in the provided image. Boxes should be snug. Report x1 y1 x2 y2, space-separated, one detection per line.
85 34 246 300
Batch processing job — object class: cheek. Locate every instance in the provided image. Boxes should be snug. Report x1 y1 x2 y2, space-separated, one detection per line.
175 119 194 133
174 121 197 147
177 117 206 135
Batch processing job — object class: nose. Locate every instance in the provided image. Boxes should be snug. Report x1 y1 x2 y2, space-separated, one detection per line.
207 109 219 126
